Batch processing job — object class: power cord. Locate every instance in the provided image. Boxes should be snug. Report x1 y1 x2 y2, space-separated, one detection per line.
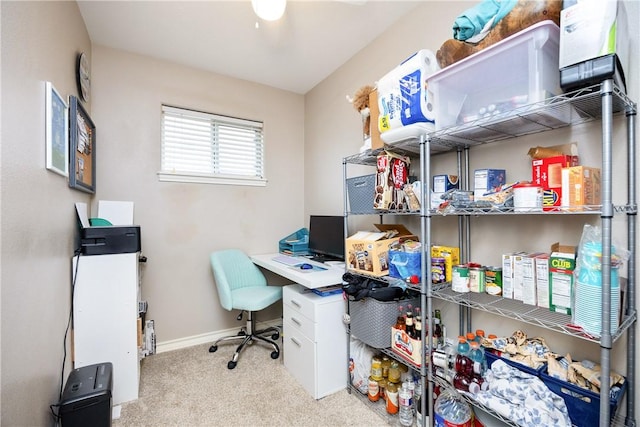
50 250 82 425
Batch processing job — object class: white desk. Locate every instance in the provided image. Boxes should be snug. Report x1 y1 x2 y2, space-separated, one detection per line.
251 253 347 399
250 253 344 289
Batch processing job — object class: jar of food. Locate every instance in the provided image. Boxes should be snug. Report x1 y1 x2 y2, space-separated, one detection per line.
386 381 399 414
381 356 391 378
371 355 383 381
388 361 401 384
368 376 380 402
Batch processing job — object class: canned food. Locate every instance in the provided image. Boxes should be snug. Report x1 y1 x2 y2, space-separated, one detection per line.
485 266 503 296
432 257 446 284
452 264 470 293
469 266 486 293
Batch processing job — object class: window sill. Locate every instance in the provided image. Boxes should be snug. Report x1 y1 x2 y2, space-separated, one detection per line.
157 172 267 187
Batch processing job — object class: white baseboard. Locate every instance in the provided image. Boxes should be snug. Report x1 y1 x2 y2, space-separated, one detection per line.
156 318 282 354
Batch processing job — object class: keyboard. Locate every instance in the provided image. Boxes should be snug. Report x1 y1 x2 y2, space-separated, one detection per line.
272 254 304 266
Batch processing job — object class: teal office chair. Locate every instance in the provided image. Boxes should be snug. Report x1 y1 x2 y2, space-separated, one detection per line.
208 249 283 369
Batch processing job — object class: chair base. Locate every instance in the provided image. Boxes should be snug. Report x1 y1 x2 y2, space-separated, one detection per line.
208 310 280 369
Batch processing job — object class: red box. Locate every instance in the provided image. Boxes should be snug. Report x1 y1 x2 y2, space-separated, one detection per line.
531 155 579 211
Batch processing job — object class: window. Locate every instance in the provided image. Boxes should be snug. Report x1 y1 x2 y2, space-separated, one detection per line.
159 105 266 186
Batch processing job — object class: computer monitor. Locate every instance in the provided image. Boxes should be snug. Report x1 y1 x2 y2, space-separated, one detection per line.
307 215 345 262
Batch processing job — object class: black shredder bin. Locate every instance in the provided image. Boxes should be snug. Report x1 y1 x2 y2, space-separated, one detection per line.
60 362 113 427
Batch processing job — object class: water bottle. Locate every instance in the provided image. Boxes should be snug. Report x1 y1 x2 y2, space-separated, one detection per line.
457 336 470 356
469 340 487 375
434 388 473 426
399 382 414 426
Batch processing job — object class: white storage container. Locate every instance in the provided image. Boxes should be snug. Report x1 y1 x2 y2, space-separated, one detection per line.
427 20 561 131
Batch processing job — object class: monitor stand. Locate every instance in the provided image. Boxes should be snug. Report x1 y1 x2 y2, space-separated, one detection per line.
309 254 341 264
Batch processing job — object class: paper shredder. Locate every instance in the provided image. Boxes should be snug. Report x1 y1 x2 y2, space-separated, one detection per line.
60 362 113 427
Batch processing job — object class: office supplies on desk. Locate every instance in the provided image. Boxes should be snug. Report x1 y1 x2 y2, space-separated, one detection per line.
272 254 304 266
278 228 309 256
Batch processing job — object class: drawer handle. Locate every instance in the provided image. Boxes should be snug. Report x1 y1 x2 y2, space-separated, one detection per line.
290 337 302 347
290 316 302 326
290 299 302 309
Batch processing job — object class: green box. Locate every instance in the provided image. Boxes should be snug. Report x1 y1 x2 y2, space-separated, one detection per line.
549 251 576 315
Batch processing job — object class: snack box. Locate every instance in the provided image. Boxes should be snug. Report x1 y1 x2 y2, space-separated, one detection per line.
346 224 417 277
549 251 576 315
531 154 579 211
561 166 601 211
373 151 411 211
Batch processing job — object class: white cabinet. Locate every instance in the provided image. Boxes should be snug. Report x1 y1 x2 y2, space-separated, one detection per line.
72 253 141 405
282 284 347 399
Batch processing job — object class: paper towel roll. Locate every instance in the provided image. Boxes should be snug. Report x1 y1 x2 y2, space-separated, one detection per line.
377 49 439 134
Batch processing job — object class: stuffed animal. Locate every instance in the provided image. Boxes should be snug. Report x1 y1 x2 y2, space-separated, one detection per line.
348 85 375 137
436 0 562 69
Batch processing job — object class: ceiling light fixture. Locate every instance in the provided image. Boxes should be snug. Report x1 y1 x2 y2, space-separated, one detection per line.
251 0 287 21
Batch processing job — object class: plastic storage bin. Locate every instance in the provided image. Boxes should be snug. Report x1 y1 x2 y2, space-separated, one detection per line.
349 295 419 349
427 20 561 131
278 228 309 256
539 365 627 427
346 174 376 214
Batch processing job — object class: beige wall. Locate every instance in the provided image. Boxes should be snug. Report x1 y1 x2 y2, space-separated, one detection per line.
90 46 305 344
1 0 638 424
1 1 92 425
305 0 639 420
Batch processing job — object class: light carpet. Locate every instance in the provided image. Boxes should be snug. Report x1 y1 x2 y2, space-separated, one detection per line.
113 341 388 426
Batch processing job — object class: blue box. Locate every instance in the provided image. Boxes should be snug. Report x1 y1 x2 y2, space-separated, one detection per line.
388 250 421 281
540 364 626 427
432 174 459 193
278 228 309 256
474 169 506 198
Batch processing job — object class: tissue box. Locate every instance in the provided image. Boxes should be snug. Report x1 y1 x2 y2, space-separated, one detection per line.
559 0 629 91
427 21 560 130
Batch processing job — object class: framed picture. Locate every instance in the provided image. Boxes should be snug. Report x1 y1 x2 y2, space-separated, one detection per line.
69 95 96 193
45 82 69 176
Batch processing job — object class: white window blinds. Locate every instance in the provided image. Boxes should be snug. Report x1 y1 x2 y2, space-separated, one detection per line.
159 105 266 186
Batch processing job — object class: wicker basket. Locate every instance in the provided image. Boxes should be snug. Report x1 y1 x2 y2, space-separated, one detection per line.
349 296 419 349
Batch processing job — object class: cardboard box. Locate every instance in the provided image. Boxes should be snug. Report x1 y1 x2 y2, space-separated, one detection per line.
373 151 410 211
474 169 506 199
502 251 526 299
431 245 460 283
532 155 579 211
561 166 601 210
391 327 422 366
346 224 417 277
535 253 550 309
368 89 384 151
549 251 576 315
522 252 544 306
433 175 459 193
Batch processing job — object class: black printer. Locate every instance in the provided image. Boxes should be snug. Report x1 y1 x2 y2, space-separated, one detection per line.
80 226 141 256
60 362 113 427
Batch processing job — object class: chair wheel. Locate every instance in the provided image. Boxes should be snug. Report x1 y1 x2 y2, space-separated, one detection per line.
271 351 279 359
209 345 218 353
271 332 280 340
227 360 237 369
238 330 246 336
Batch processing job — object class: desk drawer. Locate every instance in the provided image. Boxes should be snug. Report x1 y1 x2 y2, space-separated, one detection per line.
283 284 342 323
283 319 317 398
283 303 317 341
